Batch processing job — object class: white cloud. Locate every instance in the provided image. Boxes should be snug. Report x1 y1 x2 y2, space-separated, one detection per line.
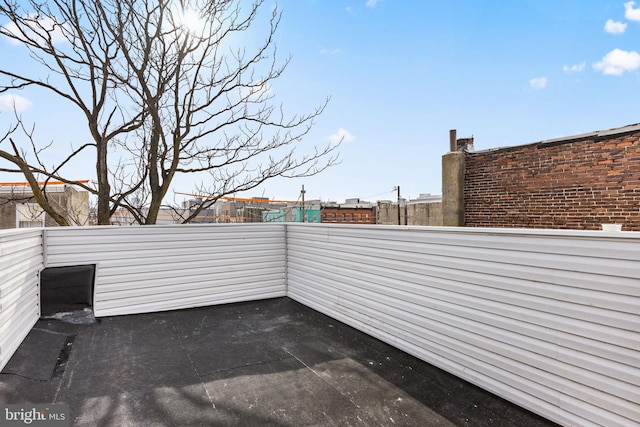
529 77 548 90
1 15 68 46
319 48 340 55
562 62 586 73
593 48 640 75
0 94 32 112
1 22 22 46
625 1 640 21
365 0 379 8
604 19 627 34
328 128 355 144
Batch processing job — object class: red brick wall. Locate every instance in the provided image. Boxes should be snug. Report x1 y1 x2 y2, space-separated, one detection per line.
464 130 640 230
321 207 376 224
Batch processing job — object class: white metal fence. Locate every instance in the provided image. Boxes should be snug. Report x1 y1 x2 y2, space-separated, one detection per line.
0 229 43 371
44 223 287 316
1 223 639 426
286 224 640 427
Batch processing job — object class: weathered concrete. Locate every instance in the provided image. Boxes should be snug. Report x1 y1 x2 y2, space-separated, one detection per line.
377 202 406 225
377 201 443 226
442 151 465 226
1 298 557 427
407 201 443 226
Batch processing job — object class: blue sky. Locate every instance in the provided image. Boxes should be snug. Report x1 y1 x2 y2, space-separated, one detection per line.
1 0 640 203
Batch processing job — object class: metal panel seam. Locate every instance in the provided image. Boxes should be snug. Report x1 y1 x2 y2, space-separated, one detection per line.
284 224 289 295
42 228 48 267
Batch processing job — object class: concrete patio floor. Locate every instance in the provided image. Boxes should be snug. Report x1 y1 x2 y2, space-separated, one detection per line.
0 297 558 426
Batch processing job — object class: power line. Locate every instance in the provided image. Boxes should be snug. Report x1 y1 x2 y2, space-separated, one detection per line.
361 188 396 200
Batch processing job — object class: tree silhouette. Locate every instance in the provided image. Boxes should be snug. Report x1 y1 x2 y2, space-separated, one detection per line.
0 0 338 224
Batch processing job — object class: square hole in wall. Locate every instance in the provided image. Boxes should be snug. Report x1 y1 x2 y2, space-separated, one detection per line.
40 265 95 317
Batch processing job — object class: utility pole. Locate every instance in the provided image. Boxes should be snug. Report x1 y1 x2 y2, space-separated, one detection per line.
301 185 306 222
396 185 401 225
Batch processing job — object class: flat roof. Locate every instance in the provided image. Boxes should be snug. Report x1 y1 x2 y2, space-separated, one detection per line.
0 298 557 426
474 122 640 154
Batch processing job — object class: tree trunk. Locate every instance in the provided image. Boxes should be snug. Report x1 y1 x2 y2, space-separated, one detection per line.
96 138 111 225
0 147 70 226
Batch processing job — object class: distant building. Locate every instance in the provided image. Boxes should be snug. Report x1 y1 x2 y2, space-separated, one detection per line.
321 198 377 224
377 194 443 226
0 181 90 229
179 198 217 224
263 200 321 223
294 207 321 223
218 200 239 222
411 193 443 203
263 209 288 222
237 206 266 223
219 198 271 223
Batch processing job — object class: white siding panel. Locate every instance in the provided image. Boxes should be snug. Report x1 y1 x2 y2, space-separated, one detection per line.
0 230 43 371
286 224 640 427
45 224 286 317
4 223 639 426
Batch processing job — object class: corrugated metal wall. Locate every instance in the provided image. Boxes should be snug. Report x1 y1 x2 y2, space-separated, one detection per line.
44 224 286 317
286 224 640 427
0 229 43 371
3 223 639 426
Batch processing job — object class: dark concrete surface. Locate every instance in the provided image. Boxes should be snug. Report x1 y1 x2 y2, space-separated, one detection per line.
0 298 559 427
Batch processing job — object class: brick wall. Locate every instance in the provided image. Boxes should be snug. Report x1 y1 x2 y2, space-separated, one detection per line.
321 206 377 224
464 129 640 230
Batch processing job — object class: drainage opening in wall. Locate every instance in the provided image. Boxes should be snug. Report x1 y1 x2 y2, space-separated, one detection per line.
40 264 97 324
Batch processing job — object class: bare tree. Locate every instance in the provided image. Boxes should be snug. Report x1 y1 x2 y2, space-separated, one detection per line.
0 181 90 227
0 0 339 225
0 118 74 225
